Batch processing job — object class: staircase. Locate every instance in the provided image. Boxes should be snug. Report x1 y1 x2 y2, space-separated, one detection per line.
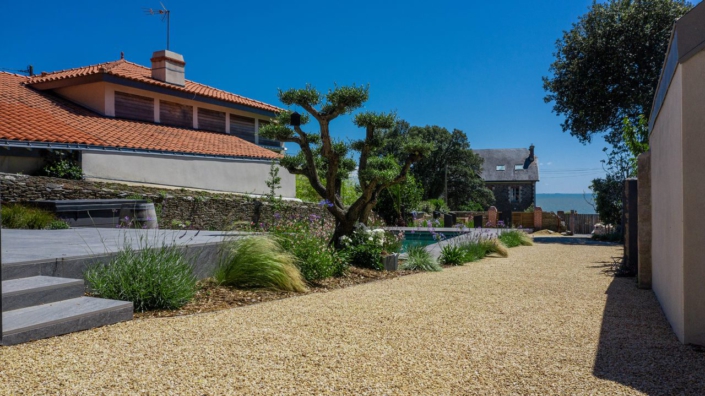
2 272 132 346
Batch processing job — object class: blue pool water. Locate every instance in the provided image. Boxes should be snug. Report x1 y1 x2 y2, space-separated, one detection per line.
402 231 462 249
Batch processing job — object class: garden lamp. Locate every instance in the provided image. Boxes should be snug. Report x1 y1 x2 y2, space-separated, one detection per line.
290 111 301 127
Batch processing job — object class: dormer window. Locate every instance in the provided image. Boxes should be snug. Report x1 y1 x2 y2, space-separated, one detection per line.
496 165 505 171
515 164 524 170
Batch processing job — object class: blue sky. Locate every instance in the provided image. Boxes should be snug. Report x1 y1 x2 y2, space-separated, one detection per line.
1 0 631 193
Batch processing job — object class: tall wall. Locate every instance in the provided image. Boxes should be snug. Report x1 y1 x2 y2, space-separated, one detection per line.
651 64 685 342
0 173 327 231
81 151 296 198
681 50 705 345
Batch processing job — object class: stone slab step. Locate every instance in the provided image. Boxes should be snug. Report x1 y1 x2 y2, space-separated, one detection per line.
2 276 85 312
2 297 133 346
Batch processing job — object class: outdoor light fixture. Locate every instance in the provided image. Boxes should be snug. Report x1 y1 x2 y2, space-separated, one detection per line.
290 111 301 127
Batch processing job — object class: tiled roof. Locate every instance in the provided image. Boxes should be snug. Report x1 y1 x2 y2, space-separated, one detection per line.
474 148 539 182
0 72 280 160
26 59 281 113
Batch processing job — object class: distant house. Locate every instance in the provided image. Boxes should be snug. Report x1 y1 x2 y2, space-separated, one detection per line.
0 50 295 197
474 146 539 218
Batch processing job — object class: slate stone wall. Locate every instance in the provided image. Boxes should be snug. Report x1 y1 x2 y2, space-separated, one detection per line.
0 173 331 230
486 182 535 217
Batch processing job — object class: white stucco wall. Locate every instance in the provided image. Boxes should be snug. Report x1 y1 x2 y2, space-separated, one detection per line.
681 50 705 345
54 82 107 114
651 65 685 342
81 152 295 198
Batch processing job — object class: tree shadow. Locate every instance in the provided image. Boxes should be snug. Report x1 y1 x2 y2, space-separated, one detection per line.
593 275 705 394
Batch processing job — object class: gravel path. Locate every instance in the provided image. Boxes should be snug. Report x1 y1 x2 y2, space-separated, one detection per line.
3 243 705 395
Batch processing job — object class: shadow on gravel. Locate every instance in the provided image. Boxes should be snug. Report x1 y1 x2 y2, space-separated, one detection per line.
533 236 619 246
593 276 705 394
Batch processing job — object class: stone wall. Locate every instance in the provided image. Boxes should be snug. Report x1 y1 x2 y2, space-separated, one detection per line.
487 182 535 216
0 173 331 230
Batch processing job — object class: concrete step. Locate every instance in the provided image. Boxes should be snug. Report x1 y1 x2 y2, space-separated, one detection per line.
2 297 133 346
2 276 85 312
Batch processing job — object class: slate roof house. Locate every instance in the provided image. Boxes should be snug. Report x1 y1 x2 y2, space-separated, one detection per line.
0 50 294 197
474 145 539 219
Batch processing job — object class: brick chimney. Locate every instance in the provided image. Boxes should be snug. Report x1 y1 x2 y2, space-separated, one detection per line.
529 144 535 161
150 50 185 86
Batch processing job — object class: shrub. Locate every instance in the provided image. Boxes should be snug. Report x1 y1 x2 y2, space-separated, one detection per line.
340 224 385 270
592 232 623 242
215 236 308 292
84 236 197 312
40 159 83 180
439 244 466 266
402 245 442 271
277 232 348 281
1 204 56 229
498 230 534 248
48 219 70 229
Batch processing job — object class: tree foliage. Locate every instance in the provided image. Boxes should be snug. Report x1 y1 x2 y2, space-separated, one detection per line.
590 174 624 226
381 121 494 210
374 174 424 226
543 0 691 146
259 85 433 247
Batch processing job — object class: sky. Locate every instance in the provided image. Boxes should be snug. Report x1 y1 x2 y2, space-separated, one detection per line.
0 0 634 193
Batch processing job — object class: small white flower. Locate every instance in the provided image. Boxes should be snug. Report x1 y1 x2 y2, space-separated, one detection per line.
368 237 373 241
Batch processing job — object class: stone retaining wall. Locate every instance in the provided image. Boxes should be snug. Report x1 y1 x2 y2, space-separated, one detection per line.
0 173 331 230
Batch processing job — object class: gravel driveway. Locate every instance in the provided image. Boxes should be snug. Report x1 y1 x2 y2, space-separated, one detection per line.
2 242 704 395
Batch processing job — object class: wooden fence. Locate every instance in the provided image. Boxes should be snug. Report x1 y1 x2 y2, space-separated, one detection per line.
562 213 600 234
511 212 534 229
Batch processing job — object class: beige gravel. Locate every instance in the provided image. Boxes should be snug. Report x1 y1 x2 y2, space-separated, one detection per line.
2 243 705 395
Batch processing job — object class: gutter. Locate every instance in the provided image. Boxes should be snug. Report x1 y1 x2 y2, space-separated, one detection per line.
0 140 279 163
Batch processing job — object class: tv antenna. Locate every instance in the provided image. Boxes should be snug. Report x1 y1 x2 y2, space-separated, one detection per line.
144 2 171 50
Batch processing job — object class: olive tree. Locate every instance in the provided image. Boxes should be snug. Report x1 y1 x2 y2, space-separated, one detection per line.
259 84 432 248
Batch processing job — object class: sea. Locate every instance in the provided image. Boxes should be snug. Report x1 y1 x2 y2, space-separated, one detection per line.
536 193 596 214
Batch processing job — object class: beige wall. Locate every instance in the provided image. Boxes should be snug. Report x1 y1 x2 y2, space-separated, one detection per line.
651 65 685 342
681 50 705 345
0 155 44 175
81 151 295 198
54 82 106 114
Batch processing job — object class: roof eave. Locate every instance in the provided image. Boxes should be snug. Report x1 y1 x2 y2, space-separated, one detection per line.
27 73 278 117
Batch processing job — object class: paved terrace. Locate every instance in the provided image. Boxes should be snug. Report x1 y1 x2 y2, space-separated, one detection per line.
1 229 242 265
2 241 704 394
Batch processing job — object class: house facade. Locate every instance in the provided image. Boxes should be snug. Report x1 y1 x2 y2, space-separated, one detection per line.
474 146 539 220
647 2 705 345
0 50 295 197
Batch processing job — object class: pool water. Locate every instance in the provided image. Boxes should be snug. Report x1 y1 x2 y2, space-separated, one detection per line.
401 231 462 249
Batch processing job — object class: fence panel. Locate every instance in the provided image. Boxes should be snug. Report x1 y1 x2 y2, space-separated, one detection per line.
511 212 534 229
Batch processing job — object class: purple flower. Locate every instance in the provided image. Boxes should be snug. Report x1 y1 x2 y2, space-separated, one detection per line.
124 216 130 222
274 213 281 220
318 199 334 208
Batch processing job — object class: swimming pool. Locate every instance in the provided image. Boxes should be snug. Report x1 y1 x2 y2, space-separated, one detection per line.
401 230 462 249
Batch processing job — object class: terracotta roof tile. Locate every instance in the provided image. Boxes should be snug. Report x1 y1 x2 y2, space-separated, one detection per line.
27 59 281 113
0 72 280 160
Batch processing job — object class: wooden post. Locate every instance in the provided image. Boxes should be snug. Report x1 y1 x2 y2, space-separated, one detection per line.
637 152 652 289
533 207 543 230
488 206 498 227
570 210 577 235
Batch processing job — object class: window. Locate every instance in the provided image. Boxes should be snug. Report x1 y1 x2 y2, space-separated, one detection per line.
230 114 256 142
515 164 524 170
496 165 506 171
198 108 226 133
160 100 193 129
509 186 522 203
114 91 154 122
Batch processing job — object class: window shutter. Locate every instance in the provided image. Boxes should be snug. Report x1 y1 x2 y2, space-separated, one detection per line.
114 91 154 122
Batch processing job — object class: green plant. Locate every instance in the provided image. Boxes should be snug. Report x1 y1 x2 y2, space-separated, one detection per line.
265 160 282 200
39 150 83 180
171 219 192 229
84 236 197 312
592 232 623 243
402 245 442 271
439 244 466 266
276 233 348 281
498 230 534 248
1 204 56 229
215 236 308 292
124 193 144 200
47 219 70 229
340 224 386 270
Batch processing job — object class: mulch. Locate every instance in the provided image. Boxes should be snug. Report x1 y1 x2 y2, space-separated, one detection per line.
134 266 419 319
